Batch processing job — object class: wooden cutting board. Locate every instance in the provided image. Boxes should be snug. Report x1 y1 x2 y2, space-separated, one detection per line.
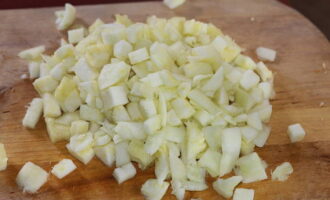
0 0 329 199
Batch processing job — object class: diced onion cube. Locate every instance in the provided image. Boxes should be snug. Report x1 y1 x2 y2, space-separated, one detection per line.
70 120 89 135
234 55 256 70
184 181 208 191
182 62 213 78
220 127 241 176
141 179 169 200
56 3 76 30
112 105 131 122
51 159 77 179
18 45 45 61
240 139 255 155
198 149 221 177
73 58 97 82
16 162 48 193
240 70 260 90
256 62 273 82
171 98 195 119
247 112 262 130
287 123 305 143
128 48 149 64
233 188 255 200
66 144 95 164
66 133 94 164
212 176 243 198
128 140 153 169
43 93 61 118
163 0 186 9
28 62 40 79
256 47 276 62
94 143 115 167
22 98 43 128
33 76 59 94
45 118 71 143
167 110 182 126
127 102 144 121
140 99 157 118
155 150 170 182
240 126 258 142
235 152 267 183
193 110 213 126
186 165 205 183
253 125 271 147
98 61 131 90
258 82 273 99
212 36 227 52
115 142 131 167
114 122 145 140
68 28 84 44
187 89 219 114
102 86 128 109
114 40 133 60
144 115 161 134
271 162 293 181
144 132 164 155
80 104 104 123
113 162 136 184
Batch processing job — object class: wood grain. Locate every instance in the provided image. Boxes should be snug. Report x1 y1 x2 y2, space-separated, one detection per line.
0 0 329 199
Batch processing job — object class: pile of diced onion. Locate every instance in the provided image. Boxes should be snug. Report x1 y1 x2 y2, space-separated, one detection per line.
17 3 297 200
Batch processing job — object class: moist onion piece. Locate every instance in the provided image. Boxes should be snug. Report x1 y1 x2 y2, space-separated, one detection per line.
272 162 293 181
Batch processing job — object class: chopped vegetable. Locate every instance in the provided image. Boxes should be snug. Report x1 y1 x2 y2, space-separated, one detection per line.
253 125 271 147
233 188 254 200
198 149 221 177
68 28 84 44
235 152 267 183
28 62 40 79
220 127 241 176
94 142 116 167
22 98 43 128
141 179 169 200
33 75 59 94
256 47 276 62
55 3 76 30
51 159 77 179
271 162 293 181
0 143 8 171
18 45 45 61
45 118 71 142
240 70 260 90
102 86 128 109
184 181 208 191
287 123 306 143
70 120 89 135
43 93 61 117
113 162 136 184
213 176 243 198
16 162 48 193
19 6 281 199
115 141 131 167
128 48 149 64
163 0 186 9
66 132 95 164
128 140 154 169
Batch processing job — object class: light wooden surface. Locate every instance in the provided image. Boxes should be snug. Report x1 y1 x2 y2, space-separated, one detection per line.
0 0 329 199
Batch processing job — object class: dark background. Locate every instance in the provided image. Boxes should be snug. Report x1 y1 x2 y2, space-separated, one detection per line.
0 0 329 40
